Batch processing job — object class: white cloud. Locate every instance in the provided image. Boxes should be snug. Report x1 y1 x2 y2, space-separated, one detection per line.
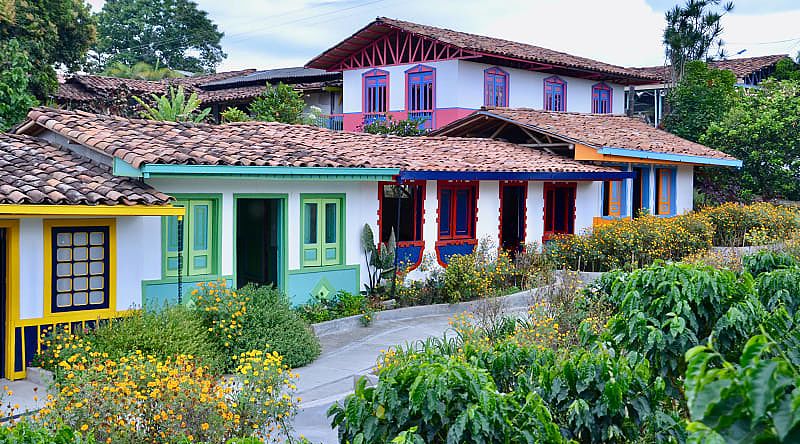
84 0 800 71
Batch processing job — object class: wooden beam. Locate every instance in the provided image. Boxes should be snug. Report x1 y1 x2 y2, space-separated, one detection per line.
489 122 508 139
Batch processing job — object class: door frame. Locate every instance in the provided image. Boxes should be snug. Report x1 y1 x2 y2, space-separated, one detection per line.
0 220 19 380
232 194 288 291
498 181 528 253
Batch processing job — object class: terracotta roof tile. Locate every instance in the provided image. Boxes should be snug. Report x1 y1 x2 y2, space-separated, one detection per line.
630 54 789 83
451 107 736 161
0 133 172 206
23 107 619 175
308 17 657 82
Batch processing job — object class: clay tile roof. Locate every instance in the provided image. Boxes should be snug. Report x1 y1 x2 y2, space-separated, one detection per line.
448 107 736 161
307 17 657 82
21 107 619 175
630 54 790 83
0 133 172 206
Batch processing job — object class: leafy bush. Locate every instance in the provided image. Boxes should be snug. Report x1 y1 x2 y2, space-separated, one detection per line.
295 290 371 324
361 115 427 136
701 202 799 247
134 85 211 122
35 305 224 375
220 106 249 123
546 212 713 272
743 249 799 276
756 267 800 316
603 262 761 395
40 349 299 443
329 355 566 443
249 82 306 124
685 325 800 443
194 281 321 368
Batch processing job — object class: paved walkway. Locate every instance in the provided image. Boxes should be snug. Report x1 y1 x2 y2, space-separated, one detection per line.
290 306 528 443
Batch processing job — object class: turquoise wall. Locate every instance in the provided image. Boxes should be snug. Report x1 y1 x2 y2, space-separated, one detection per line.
286 265 360 305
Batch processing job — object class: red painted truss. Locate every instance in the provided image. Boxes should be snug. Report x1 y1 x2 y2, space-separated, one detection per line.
336 29 479 70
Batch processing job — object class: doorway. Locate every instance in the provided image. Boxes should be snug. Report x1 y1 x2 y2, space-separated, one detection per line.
543 182 576 241
236 198 283 289
632 167 648 216
500 183 526 254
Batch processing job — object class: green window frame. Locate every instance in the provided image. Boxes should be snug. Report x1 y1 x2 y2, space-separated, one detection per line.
301 195 344 267
162 197 219 277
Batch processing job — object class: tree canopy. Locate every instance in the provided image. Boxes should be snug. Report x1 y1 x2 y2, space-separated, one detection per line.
663 0 733 83
92 0 225 73
662 60 737 143
0 0 96 99
702 80 800 200
0 38 38 131
249 83 309 124
101 61 185 80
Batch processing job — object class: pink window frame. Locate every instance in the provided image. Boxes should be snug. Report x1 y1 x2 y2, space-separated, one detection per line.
592 83 613 114
362 68 390 114
544 76 567 112
484 67 509 107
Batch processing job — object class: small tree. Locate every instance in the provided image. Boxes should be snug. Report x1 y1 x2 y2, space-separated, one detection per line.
663 0 734 84
0 39 38 131
102 61 184 80
220 107 249 123
134 86 210 122
361 224 396 295
249 82 306 124
362 115 426 136
771 58 800 81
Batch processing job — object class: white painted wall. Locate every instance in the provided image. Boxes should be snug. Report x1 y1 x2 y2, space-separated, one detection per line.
17 216 161 320
342 59 627 114
575 181 601 234
676 165 695 214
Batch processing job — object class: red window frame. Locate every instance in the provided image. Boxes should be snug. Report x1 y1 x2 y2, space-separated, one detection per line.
544 76 567 112
543 182 576 240
377 181 426 244
437 181 478 241
484 67 509 107
592 83 612 114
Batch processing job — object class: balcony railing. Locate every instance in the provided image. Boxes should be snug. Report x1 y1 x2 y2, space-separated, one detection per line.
315 114 344 131
363 113 387 126
408 111 433 130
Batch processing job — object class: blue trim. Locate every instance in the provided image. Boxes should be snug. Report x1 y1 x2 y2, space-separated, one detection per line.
399 170 635 181
112 158 142 177
598 146 742 167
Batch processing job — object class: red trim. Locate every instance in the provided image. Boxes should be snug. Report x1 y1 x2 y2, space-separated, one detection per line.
544 76 567 112
436 180 479 241
397 240 425 270
434 239 478 267
498 181 528 252
542 182 577 242
377 181 426 271
591 82 613 114
484 67 509 107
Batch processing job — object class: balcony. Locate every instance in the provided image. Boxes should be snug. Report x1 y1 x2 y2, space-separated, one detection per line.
408 111 433 130
315 114 344 131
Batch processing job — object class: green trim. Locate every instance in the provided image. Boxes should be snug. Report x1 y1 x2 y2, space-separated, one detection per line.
160 194 223 279
299 193 346 269
232 194 289 291
141 165 399 181
112 158 142 177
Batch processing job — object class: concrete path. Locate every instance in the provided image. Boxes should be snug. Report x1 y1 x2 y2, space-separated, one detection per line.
290 306 528 443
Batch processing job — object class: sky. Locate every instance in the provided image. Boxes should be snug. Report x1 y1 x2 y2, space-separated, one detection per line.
84 0 800 72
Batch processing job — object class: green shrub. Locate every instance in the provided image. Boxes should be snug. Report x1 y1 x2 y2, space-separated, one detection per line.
701 202 800 247
195 282 321 369
35 304 224 374
756 267 800 316
0 422 94 443
603 262 761 396
743 249 799 276
329 355 566 444
546 212 713 272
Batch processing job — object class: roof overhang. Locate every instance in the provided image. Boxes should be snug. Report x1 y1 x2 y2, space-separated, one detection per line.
0 204 184 217
399 170 635 181
596 146 742 167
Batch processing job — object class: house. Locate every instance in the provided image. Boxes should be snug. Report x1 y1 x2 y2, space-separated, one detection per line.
0 132 181 380
627 54 791 126
56 68 343 124
305 17 659 131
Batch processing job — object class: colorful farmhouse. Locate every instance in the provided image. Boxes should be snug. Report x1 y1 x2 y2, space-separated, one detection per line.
0 17 741 379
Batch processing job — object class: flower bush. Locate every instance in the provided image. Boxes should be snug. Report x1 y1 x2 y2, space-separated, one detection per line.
546 212 713 272
39 348 299 443
701 202 800 247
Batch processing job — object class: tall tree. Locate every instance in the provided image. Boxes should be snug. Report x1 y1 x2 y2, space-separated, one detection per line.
663 0 734 83
0 38 38 131
702 80 800 200
92 0 225 73
0 0 96 99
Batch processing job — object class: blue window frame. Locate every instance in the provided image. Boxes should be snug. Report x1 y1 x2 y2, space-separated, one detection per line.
592 83 612 114
484 67 509 107
406 65 434 129
544 76 566 111
363 69 388 114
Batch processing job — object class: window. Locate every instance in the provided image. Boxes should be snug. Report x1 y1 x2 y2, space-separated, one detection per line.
163 198 218 277
51 226 110 313
438 182 477 240
592 83 612 114
544 76 566 111
602 180 624 217
406 65 434 129
484 67 509 107
363 69 389 116
380 183 425 243
655 168 676 216
543 182 576 238
302 196 343 267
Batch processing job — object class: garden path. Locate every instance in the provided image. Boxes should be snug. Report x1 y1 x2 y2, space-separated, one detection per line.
291 307 527 443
